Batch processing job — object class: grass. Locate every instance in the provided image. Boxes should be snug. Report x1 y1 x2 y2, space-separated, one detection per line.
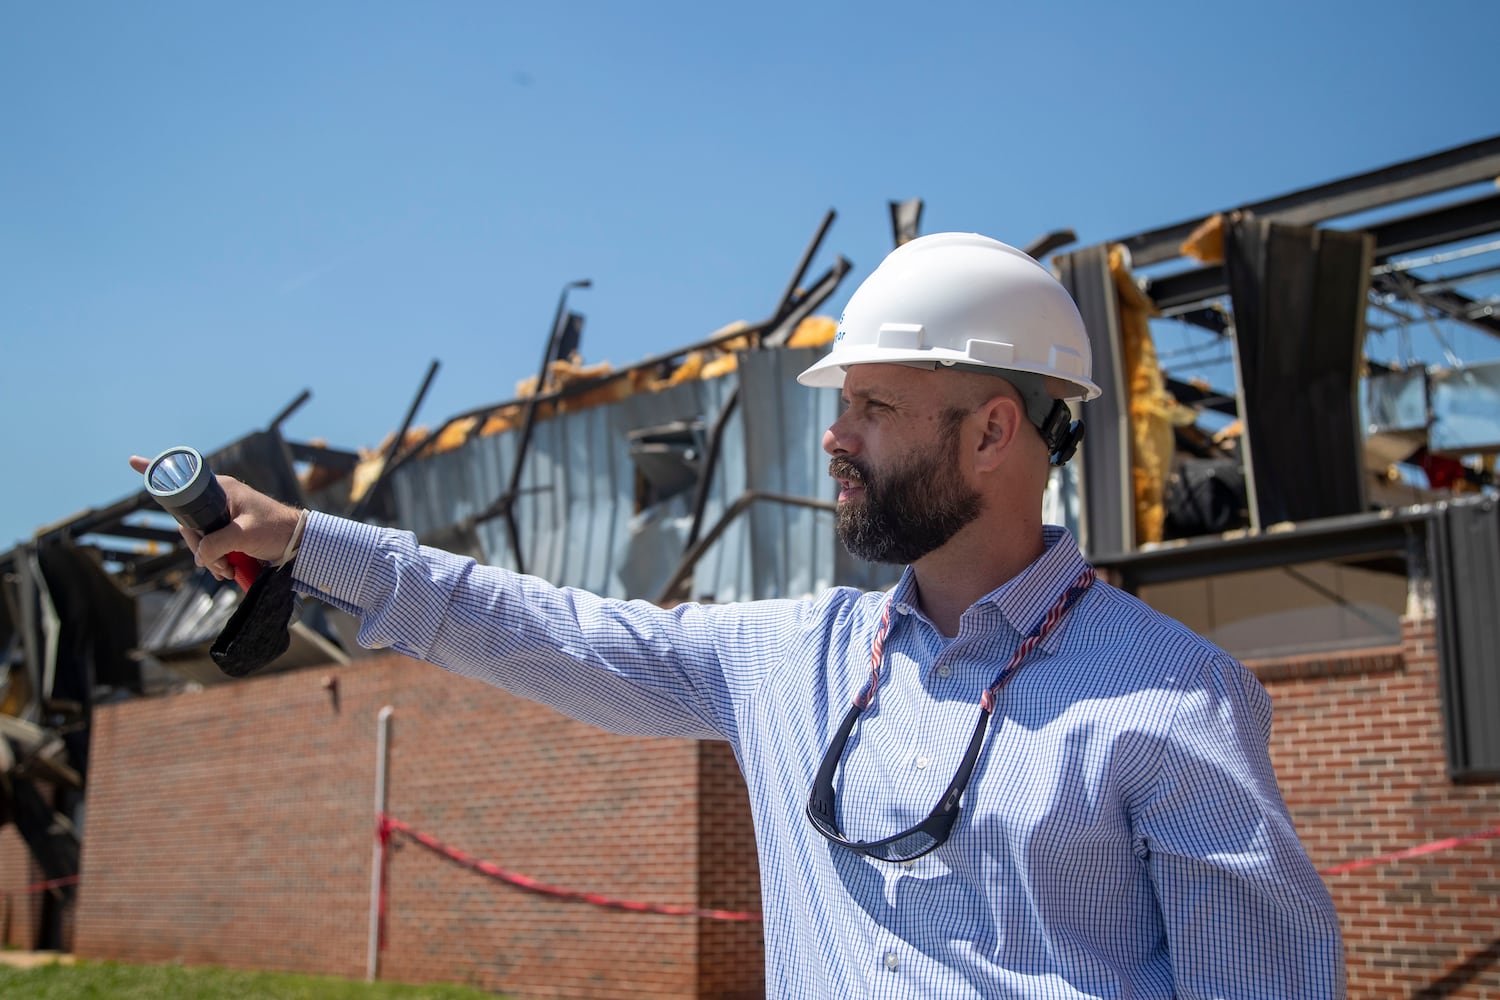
0 959 507 999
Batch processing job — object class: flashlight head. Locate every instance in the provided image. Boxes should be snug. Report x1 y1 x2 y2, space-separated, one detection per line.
145 447 209 503
144 446 233 535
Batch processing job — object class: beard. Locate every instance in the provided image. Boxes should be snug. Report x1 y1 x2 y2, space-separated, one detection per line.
830 424 983 565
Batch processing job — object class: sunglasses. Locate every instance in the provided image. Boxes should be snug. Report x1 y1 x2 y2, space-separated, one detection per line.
805 566 1096 863
806 696 994 862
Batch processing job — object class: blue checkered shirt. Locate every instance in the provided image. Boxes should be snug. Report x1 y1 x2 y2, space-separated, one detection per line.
295 514 1345 998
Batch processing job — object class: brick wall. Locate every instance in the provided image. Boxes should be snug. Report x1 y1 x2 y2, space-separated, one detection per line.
695 741 763 999
0 826 43 949
1252 617 1500 999
74 654 754 999
0 790 76 953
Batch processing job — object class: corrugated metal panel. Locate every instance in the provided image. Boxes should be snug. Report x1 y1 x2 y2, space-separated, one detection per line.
679 374 747 603
1224 219 1374 527
1055 245 1132 560
737 348 892 599
138 574 240 652
740 349 825 600
388 371 746 599
1430 496 1500 779
387 433 493 542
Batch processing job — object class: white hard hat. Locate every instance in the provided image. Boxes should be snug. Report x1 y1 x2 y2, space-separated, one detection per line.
796 232 1102 402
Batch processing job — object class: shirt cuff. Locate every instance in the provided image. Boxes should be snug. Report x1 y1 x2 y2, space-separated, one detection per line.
291 510 388 611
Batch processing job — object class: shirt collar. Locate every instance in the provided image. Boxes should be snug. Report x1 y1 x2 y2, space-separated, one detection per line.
886 525 1091 640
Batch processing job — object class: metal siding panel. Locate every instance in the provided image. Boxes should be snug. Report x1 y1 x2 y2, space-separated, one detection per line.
1431 361 1500 454
742 350 832 598
385 463 427 534
558 409 591 590
557 407 594 591
582 404 630 596
607 397 670 599
740 353 792 600
688 373 750 604
810 387 847 593
549 397 649 596
721 404 755 604
609 377 721 600
1224 220 1371 525
742 349 894 596
1055 246 1132 559
614 377 708 431
388 444 466 539
513 426 542 573
524 419 563 582
1434 498 1500 778
476 431 519 572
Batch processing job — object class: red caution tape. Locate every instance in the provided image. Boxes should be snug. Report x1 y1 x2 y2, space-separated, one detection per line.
22 874 79 894
0 874 80 901
1320 822 1500 876
379 814 761 922
378 813 1500 915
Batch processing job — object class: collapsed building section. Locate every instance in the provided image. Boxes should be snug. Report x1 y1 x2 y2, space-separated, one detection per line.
1053 133 1500 779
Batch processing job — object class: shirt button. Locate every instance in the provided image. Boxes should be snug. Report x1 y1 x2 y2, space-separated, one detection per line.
884 952 900 971
936 665 952 678
915 755 930 770
901 859 916 869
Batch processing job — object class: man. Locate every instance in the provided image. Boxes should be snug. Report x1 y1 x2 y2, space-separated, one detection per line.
134 233 1344 997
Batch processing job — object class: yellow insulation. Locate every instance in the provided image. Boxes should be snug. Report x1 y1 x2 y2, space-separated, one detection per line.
1109 246 1196 544
786 315 837 349
1180 213 1226 265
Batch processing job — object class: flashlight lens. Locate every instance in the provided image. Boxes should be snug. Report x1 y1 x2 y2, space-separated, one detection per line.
149 450 202 495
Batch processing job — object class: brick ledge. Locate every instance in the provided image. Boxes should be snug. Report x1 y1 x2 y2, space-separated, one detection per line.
1245 644 1405 683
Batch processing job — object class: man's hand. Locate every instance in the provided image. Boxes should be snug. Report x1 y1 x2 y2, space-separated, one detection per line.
129 455 303 581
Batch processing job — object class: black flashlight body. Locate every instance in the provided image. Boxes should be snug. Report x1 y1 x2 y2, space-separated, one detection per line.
144 446 260 589
163 470 234 536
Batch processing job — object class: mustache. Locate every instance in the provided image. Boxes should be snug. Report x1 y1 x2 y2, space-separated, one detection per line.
828 456 867 485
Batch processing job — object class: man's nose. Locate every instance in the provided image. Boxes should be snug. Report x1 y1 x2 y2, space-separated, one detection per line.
823 413 858 457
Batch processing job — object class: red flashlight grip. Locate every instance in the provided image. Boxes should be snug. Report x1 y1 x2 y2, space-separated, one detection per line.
226 551 261 591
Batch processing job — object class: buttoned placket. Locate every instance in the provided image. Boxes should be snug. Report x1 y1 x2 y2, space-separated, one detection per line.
862 580 1090 999
908 618 968 814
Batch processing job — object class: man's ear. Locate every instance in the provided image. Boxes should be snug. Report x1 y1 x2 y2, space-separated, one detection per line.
973 393 1028 472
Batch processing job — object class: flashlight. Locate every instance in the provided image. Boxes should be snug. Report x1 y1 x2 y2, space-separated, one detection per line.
144 446 261 591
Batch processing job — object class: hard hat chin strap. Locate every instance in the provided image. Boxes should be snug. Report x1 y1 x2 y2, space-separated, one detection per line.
1039 399 1086 467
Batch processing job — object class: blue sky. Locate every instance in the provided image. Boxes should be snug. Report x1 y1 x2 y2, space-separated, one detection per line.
2 1 1496 547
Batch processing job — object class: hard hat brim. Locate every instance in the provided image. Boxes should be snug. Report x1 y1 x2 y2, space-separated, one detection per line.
796 348 1102 401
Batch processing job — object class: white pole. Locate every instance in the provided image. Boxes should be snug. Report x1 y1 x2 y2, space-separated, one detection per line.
366 705 395 982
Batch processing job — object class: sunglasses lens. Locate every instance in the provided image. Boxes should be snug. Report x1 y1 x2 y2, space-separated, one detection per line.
864 829 940 863
808 801 947 862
